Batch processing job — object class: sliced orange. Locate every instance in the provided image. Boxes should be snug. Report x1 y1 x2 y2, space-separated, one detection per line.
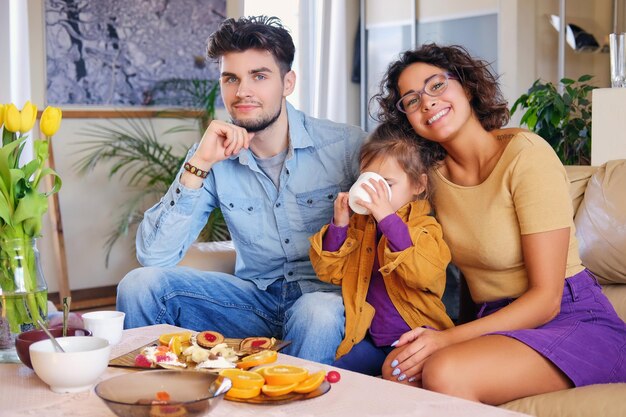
253 366 271 378
261 382 299 397
293 370 326 393
262 365 309 386
219 369 265 390
236 349 278 369
158 331 193 346
168 336 183 356
225 385 262 399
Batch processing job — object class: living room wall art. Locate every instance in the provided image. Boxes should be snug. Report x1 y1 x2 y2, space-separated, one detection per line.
44 0 226 107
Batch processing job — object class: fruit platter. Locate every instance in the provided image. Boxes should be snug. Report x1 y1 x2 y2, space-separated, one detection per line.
219 365 331 404
110 330 333 404
109 330 290 372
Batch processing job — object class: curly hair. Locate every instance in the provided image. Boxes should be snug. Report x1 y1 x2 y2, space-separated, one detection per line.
372 44 510 162
360 123 435 206
206 16 295 76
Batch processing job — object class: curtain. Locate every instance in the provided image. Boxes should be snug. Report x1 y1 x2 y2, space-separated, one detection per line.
299 0 359 125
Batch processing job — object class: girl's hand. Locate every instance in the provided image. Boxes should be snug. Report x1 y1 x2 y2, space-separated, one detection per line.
357 178 394 222
332 192 350 227
383 327 452 384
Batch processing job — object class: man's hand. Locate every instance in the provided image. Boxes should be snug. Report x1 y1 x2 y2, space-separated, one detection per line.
332 192 350 227
181 120 254 189
195 120 254 165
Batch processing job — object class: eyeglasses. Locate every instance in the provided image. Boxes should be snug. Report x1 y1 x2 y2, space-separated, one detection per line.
395 72 458 114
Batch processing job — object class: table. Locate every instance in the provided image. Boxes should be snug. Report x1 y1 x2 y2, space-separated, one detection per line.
0 324 530 417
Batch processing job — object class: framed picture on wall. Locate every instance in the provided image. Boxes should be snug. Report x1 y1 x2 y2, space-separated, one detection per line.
44 0 226 107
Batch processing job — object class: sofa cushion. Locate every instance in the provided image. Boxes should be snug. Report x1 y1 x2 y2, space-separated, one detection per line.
602 284 626 322
574 160 626 285
177 241 236 274
565 165 596 214
500 383 626 417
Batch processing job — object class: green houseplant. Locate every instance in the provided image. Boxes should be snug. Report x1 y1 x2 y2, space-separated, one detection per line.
1 102 62 360
511 75 596 165
74 79 229 266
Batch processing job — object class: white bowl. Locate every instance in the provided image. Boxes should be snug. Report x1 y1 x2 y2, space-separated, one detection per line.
348 171 392 215
30 336 111 393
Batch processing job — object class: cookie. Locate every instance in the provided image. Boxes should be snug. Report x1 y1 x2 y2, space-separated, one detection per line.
196 330 225 348
239 336 273 352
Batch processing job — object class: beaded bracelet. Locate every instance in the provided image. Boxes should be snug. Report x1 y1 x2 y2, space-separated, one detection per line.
183 162 209 178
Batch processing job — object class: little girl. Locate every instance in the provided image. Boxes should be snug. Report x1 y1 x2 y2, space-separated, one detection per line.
309 122 454 377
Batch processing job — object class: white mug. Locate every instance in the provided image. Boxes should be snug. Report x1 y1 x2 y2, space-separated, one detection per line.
81 311 125 345
348 172 392 215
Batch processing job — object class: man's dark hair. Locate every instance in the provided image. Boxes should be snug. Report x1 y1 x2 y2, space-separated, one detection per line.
207 16 295 76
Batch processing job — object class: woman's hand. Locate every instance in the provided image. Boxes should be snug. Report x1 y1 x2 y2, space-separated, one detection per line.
383 327 453 384
332 192 350 227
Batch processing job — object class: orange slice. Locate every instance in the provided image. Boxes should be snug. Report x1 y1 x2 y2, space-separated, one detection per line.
261 382 298 397
168 336 183 356
236 350 278 369
225 386 262 399
253 366 271 378
263 365 309 386
219 369 265 390
293 370 326 393
158 331 193 346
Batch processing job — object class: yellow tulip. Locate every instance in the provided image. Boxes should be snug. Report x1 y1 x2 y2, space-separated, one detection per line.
40 106 63 137
19 101 38 134
4 103 21 133
0 104 5 127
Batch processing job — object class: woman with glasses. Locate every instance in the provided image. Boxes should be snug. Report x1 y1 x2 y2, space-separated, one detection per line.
373 43 626 405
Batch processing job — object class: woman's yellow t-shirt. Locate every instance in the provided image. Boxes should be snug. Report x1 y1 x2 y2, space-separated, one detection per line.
433 131 584 303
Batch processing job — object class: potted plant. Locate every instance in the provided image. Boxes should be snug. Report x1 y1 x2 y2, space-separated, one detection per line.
511 75 596 165
1 102 63 361
73 79 229 266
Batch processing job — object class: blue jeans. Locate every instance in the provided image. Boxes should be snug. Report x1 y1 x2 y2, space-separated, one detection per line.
332 334 394 376
116 266 345 364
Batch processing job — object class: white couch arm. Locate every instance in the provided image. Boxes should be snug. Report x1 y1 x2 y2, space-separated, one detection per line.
177 241 236 274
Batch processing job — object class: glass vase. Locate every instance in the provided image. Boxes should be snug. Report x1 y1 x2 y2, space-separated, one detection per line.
0 238 48 363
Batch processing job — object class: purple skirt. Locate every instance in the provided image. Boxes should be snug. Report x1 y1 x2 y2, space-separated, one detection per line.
478 269 626 387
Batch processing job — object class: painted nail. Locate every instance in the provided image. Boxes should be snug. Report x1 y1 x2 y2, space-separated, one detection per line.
392 368 400 376
391 340 399 347
408 377 416 383
398 374 406 381
390 359 398 368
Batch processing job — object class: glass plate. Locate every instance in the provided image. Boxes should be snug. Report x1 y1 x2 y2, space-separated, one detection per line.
225 380 331 405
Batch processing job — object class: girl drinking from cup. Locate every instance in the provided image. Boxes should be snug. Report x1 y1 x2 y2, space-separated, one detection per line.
309 123 454 377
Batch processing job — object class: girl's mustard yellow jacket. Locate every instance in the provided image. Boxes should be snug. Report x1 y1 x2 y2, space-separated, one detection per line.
309 200 454 359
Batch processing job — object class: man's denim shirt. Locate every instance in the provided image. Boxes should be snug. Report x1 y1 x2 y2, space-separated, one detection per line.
137 102 367 293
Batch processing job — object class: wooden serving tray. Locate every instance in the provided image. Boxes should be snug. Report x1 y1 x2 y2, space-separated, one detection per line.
109 337 291 371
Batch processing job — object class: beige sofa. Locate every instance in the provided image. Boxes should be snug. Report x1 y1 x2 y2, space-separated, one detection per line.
501 160 626 417
181 160 626 417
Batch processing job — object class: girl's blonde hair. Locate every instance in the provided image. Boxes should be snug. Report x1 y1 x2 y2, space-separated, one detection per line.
360 123 434 206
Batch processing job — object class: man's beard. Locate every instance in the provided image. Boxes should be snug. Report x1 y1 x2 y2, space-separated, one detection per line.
230 104 282 133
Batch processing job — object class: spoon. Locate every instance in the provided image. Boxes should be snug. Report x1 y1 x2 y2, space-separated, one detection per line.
209 375 232 397
62 296 71 337
35 318 66 353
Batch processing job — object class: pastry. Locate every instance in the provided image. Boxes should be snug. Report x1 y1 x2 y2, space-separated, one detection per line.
195 330 225 348
239 336 274 352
